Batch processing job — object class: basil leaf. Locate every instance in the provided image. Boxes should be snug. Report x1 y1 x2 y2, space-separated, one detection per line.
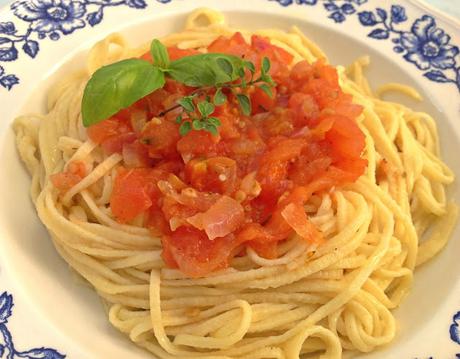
213 88 227 105
82 59 165 127
197 101 215 117
259 83 273 98
205 123 218 136
216 57 233 77
175 114 182 124
245 61 255 74
261 73 276 86
178 96 195 113
179 121 192 136
236 94 251 116
150 39 170 69
261 57 270 75
192 119 205 130
169 53 244 87
207 117 221 127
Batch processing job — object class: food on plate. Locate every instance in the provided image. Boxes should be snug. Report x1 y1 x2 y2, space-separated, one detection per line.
14 8 458 359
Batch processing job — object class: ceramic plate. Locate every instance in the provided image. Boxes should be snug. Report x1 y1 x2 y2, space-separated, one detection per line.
0 0 459 358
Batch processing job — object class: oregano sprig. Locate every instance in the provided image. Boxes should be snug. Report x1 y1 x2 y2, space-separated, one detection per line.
82 38 276 136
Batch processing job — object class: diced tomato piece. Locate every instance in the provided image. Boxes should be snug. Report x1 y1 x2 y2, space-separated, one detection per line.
290 60 313 83
141 88 170 115
314 59 339 87
87 117 131 144
110 168 153 223
326 116 364 158
51 172 82 192
122 141 152 168
163 78 192 96
167 46 200 61
146 206 170 235
177 130 220 159
251 86 277 114
251 35 294 65
248 240 278 259
161 235 178 268
140 119 180 159
110 167 167 223
87 116 137 155
257 137 306 200
162 226 241 277
50 161 86 192
68 161 86 178
185 156 237 195
101 132 137 154
281 202 322 243
208 32 251 58
290 157 331 186
288 92 320 127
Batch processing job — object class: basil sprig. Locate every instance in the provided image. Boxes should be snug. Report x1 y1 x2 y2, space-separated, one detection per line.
176 97 221 136
82 39 275 135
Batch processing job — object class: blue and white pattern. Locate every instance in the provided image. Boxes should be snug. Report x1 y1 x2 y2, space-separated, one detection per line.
358 5 460 91
322 0 367 23
450 311 460 345
269 0 317 7
271 0 368 23
0 65 18 89
0 0 165 90
0 291 65 359
0 0 459 92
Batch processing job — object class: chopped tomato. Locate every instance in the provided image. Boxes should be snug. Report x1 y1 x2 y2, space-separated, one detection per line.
162 227 241 277
122 141 151 168
140 118 180 160
177 130 220 159
208 32 251 58
185 156 237 195
50 161 86 192
87 116 132 145
281 202 323 243
87 116 137 154
110 167 169 223
251 86 277 114
167 46 200 61
288 92 319 127
248 240 278 259
110 168 153 223
251 34 294 67
101 132 137 154
146 206 170 235
257 137 306 200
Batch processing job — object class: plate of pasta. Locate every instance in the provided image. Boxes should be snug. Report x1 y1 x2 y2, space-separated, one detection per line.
0 0 459 358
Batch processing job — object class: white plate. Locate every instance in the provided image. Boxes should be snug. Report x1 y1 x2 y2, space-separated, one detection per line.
0 0 459 358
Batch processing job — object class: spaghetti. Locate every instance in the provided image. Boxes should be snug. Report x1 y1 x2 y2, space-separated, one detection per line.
14 8 457 359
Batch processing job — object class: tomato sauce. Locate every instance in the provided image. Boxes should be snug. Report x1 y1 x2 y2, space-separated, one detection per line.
80 33 367 277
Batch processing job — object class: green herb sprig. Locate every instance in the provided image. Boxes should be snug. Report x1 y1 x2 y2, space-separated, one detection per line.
82 39 275 136
176 97 221 136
